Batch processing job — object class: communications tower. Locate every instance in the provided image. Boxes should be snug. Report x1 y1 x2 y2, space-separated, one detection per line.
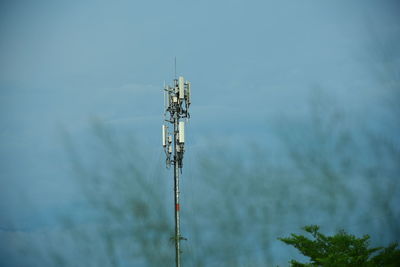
162 75 191 267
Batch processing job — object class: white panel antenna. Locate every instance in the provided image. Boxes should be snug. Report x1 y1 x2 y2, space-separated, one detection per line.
162 125 167 147
186 81 191 104
165 87 170 109
179 121 185 143
178 76 185 99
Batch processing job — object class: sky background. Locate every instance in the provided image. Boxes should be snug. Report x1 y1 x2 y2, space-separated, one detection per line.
0 0 399 266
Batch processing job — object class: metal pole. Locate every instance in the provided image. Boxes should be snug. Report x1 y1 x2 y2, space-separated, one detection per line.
174 114 181 267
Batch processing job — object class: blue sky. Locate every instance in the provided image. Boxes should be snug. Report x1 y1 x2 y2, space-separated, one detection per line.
0 0 399 265
0 0 397 231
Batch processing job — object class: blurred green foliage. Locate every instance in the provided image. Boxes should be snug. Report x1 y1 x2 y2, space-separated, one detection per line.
279 225 400 266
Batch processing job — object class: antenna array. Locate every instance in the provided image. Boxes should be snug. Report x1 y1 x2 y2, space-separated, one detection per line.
162 75 191 267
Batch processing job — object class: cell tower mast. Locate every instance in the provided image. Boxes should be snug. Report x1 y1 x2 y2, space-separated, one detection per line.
162 74 191 267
